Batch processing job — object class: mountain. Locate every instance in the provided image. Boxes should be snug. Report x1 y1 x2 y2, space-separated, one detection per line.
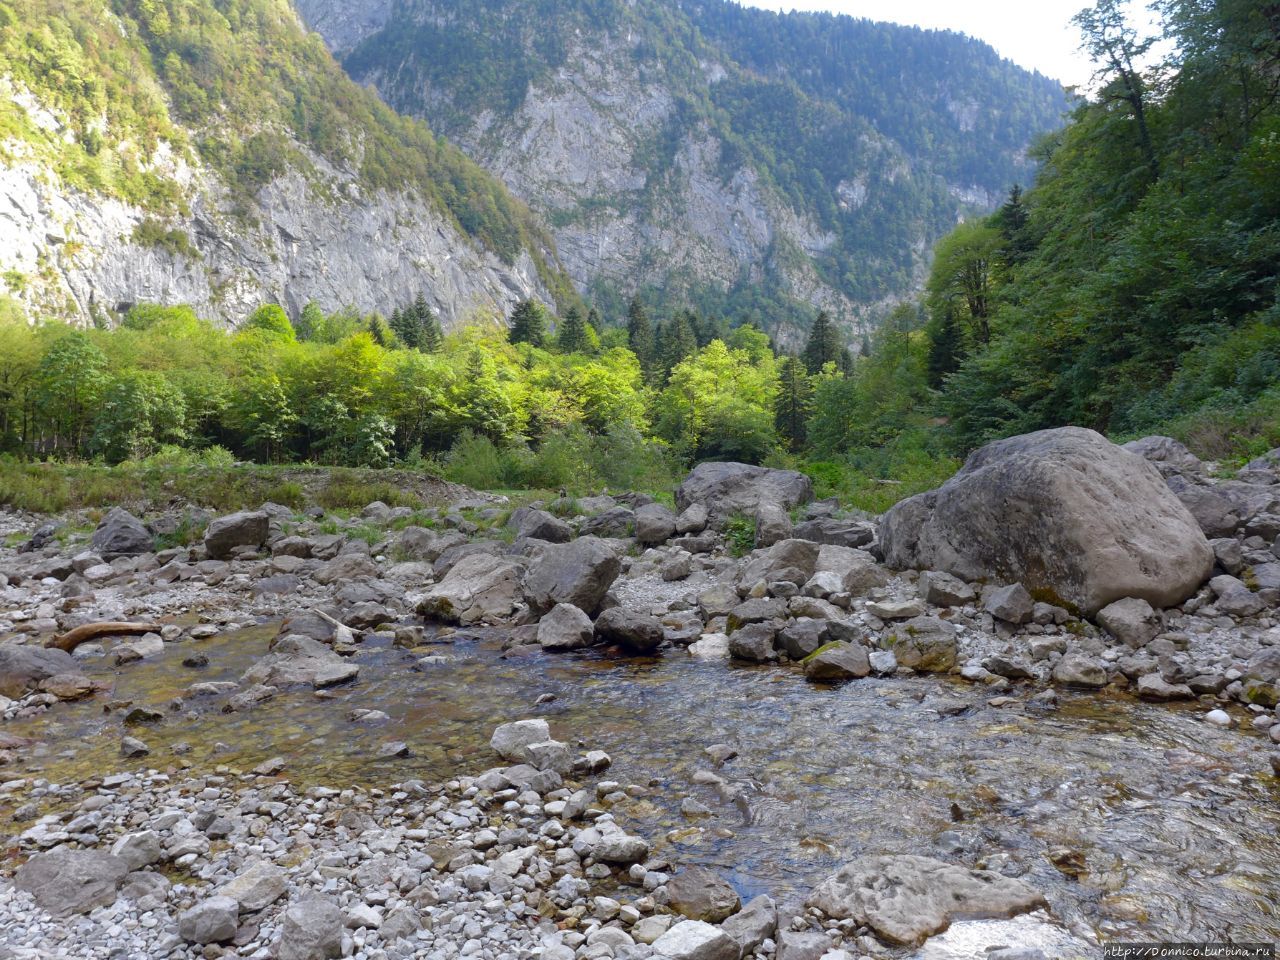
295 0 1068 343
0 0 575 328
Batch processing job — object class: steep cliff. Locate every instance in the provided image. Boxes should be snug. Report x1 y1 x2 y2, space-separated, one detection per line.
0 0 572 328
297 0 1068 343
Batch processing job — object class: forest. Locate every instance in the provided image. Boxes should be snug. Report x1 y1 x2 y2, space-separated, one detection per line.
2 0 1275 513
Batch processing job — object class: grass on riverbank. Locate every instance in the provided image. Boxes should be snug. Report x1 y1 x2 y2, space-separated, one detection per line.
0 458 464 516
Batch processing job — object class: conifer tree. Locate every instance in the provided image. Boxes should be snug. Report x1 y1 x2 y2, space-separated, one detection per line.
389 307 419 349
415 294 444 352
509 299 547 347
774 356 812 451
557 305 589 353
626 297 654 369
802 310 842 374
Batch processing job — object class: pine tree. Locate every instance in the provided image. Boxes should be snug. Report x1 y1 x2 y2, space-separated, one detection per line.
997 185 1033 265
659 311 698 380
414 294 444 352
557 305 588 353
626 297 654 369
774 356 812 451
367 314 392 348
419 308 443 353
802 311 842 374
509 299 547 347
389 307 419 349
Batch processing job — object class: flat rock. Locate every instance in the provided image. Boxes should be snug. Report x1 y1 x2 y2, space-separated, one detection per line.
15 847 130 917
808 854 1046 946
650 920 739 960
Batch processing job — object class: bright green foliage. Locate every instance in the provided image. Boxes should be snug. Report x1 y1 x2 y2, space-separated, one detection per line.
35 331 109 453
509 299 549 348
656 338 779 463
242 304 296 342
807 306 931 456
90 370 187 462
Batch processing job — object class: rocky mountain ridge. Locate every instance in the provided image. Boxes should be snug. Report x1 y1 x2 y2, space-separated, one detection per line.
298 0 1069 342
0 0 568 328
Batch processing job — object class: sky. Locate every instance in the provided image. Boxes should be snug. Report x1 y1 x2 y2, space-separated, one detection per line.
746 0 1162 89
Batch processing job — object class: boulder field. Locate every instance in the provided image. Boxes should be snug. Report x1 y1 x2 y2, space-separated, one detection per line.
1 431 1279 957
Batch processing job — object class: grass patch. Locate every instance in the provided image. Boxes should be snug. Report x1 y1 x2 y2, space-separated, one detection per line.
0 459 453 516
801 430 959 515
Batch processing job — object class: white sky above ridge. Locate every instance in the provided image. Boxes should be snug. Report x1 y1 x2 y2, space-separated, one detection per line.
744 0 1164 89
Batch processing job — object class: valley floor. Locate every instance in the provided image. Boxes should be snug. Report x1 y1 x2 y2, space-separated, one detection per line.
0 452 1278 959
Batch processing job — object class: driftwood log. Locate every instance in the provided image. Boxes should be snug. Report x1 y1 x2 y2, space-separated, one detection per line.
46 622 162 653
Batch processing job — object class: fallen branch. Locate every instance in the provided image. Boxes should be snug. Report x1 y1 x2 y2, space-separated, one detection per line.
46 622 161 653
314 609 356 646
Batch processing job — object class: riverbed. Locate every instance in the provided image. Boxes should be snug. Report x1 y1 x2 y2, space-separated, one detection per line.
5 624 1278 953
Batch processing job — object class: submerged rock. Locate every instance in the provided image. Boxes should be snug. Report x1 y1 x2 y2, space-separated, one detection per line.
666 865 741 922
807 854 1046 946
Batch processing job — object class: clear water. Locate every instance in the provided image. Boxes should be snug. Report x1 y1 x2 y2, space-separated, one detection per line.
5 625 1279 953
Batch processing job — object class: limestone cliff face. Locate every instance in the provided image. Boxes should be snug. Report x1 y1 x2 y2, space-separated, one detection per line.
293 0 1067 344
0 99 551 329
301 15 869 342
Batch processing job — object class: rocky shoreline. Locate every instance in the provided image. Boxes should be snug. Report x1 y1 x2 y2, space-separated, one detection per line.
2 428 1280 957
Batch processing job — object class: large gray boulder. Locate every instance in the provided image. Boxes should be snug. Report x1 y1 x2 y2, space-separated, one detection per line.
508 507 572 544
277 896 344 960
203 511 270 560
537 603 596 651
676 462 813 525
738 539 820 589
807 854 1046 946
91 507 153 559
0 644 82 698
634 503 678 545
179 895 240 944
15 847 130 917
880 427 1213 616
522 537 621 614
594 607 665 654
418 554 524 624
666 865 741 923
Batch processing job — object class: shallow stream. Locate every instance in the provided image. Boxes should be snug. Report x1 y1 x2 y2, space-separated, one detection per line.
5 626 1279 955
